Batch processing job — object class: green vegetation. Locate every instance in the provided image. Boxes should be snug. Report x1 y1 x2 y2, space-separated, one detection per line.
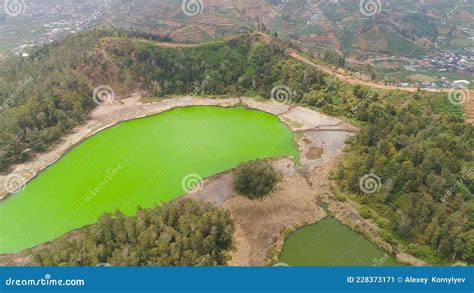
322 49 345 68
430 95 464 116
101 33 325 100
0 31 103 170
384 29 426 57
336 94 474 264
0 106 297 254
0 30 325 172
234 160 278 199
0 29 175 171
32 200 234 266
1 28 472 264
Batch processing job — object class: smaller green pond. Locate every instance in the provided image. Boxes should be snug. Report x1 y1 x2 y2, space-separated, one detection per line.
279 217 400 266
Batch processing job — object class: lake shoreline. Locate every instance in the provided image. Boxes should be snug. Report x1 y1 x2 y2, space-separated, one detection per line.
0 94 357 201
0 94 425 267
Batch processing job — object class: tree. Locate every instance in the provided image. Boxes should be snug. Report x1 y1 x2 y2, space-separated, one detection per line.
31 200 234 266
234 160 278 199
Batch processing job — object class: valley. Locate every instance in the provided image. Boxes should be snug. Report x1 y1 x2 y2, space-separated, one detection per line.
0 29 472 267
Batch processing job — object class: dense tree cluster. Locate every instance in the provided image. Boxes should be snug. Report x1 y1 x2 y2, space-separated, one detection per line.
234 160 278 199
322 49 345 68
0 31 105 170
32 200 234 266
1 28 472 264
0 28 177 171
100 33 325 101
336 95 474 264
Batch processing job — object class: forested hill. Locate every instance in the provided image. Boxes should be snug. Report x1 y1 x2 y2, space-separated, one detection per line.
0 29 473 264
0 30 104 170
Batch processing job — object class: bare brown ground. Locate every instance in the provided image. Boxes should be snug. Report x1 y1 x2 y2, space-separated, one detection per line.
224 172 325 266
0 94 425 267
306 147 323 160
100 37 198 48
465 98 474 124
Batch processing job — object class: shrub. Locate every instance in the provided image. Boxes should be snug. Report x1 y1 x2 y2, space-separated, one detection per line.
234 160 278 199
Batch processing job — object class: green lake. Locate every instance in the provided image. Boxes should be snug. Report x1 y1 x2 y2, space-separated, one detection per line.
0 106 299 254
279 217 400 266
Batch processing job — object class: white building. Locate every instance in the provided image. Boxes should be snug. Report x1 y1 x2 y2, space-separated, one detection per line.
453 80 471 88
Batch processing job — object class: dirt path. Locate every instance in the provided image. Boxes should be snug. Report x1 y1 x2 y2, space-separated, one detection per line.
287 50 420 93
100 37 198 48
287 50 474 124
100 36 474 123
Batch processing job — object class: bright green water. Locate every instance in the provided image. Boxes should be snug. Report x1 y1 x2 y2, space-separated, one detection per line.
0 106 298 254
279 217 400 266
